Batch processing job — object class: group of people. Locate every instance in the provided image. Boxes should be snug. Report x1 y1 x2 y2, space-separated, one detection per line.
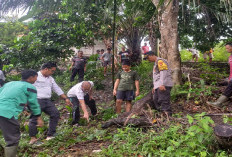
4 42 231 157
0 62 97 157
188 47 214 63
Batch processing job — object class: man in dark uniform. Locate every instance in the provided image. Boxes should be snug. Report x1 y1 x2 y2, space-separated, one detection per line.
69 51 87 82
144 51 173 116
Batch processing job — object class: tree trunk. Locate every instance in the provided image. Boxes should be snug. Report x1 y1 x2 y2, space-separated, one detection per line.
152 0 182 85
148 19 158 52
126 28 142 64
102 91 154 128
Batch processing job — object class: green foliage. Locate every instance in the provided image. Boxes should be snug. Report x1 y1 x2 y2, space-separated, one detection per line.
171 80 217 102
180 42 230 62
88 54 99 61
0 21 27 46
100 113 218 157
131 60 153 93
85 61 105 90
198 63 227 82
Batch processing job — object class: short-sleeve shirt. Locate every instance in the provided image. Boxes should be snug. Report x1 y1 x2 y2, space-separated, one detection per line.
72 56 87 69
116 71 139 91
142 46 149 54
119 51 130 62
102 52 112 61
67 81 94 100
189 48 199 55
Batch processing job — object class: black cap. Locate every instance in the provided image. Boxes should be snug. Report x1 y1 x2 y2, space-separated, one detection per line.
144 51 157 60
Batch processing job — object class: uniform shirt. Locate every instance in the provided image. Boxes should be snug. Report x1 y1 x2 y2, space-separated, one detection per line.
153 57 173 89
67 81 94 100
102 52 112 62
33 71 64 99
0 81 41 119
228 55 232 80
142 46 149 54
116 70 139 91
72 56 87 69
0 70 5 81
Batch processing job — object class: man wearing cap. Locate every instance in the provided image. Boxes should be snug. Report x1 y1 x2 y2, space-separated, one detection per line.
144 51 173 115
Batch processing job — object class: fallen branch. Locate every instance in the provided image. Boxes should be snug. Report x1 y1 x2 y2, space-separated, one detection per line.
102 91 154 129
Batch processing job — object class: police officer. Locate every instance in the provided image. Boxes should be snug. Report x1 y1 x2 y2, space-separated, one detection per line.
69 51 87 82
144 51 173 115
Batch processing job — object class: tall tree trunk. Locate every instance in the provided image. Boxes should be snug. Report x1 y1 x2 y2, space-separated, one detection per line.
152 0 181 85
125 28 142 64
148 18 159 52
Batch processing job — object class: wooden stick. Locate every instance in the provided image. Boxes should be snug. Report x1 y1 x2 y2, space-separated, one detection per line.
205 113 232 116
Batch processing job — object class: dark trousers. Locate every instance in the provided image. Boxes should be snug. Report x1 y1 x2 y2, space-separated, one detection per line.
0 79 4 87
0 116 20 146
69 94 97 125
223 80 232 97
153 87 172 113
29 99 60 137
70 68 84 83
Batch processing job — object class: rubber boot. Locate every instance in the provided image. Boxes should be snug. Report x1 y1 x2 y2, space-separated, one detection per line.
4 145 17 157
207 95 229 107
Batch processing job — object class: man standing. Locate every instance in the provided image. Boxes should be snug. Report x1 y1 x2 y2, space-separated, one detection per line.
69 51 87 82
188 48 199 62
0 70 43 157
29 62 71 144
144 51 173 116
67 81 97 126
101 48 112 77
142 43 149 54
203 48 214 63
207 43 232 107
118 46 131 64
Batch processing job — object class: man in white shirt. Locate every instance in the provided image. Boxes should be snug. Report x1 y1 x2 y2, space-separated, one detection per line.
67 81 97 126
29 62 71 144
188 48 199 62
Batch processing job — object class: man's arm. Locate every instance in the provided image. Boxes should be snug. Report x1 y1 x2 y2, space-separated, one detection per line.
113 79 120 95
79 99 89 122
135 80 140 97
60 94 72 105
158 60 169 90
51 78 71 105
27 87 44 127
69 62 74 71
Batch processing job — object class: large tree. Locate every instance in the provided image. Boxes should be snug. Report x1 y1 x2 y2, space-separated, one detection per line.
152 0 181 85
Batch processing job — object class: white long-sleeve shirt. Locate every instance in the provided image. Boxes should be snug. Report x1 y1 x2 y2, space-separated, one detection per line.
33 71 64 99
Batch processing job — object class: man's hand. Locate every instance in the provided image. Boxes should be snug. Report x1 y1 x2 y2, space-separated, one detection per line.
36 117 44 127
135 90 140 97
83 112 89 122
65 98 72 106
152 88 155 94
159 85 166 91
113 89 117 96
89 95 94 100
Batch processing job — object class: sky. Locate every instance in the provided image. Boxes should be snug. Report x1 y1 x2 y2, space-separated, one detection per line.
0 8 28 22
